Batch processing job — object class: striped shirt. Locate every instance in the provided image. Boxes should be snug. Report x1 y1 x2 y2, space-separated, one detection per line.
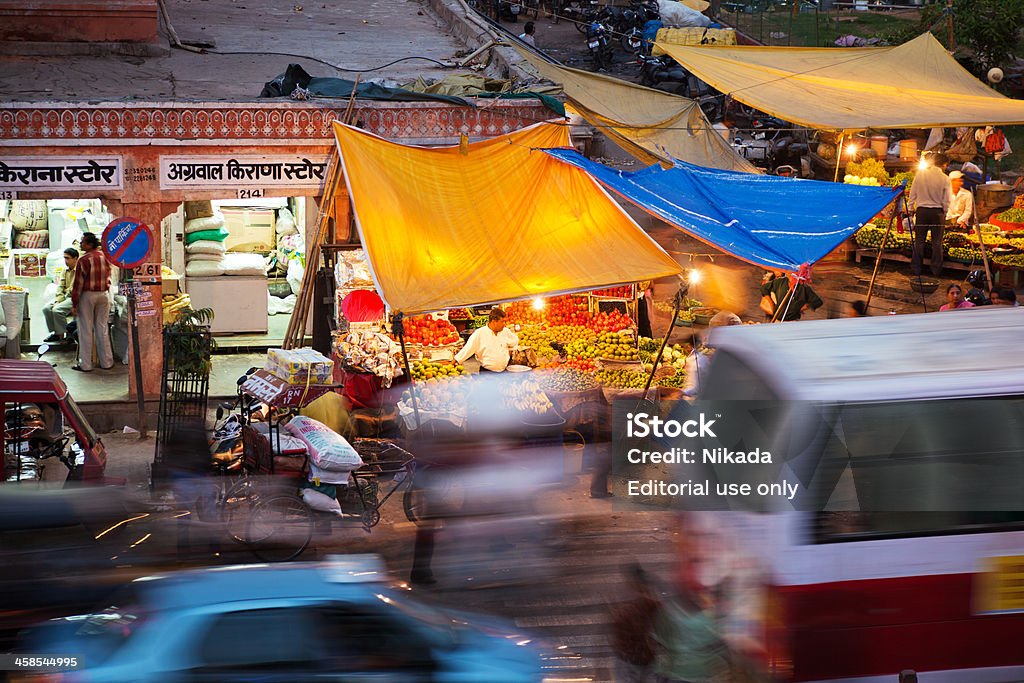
71 249 110 307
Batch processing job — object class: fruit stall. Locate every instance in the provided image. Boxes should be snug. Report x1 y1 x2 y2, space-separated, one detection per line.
325 267 712 451
381 287 698 449
854 218 1024 285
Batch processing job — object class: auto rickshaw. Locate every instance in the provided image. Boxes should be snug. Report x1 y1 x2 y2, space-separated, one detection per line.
0 357 108 485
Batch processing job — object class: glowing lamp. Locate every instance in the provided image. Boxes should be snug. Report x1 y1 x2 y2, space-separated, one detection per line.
531 296 545 311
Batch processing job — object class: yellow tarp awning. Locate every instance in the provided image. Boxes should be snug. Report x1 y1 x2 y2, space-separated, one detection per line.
657 33 1024 130
514 47 759 172
332 121 681 314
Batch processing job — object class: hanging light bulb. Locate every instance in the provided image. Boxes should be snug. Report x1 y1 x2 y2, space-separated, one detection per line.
688 269 702 285
845 143 859 156
531 296 545 311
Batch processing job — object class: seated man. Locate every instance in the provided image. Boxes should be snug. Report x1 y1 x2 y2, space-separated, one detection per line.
454 307 518 373
946 170 974 230
42 248 79 343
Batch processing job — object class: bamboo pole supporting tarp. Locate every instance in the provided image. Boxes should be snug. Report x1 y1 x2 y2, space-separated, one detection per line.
283 76 360 349
283 153 339 349
971 199 994 293
864 210 896 309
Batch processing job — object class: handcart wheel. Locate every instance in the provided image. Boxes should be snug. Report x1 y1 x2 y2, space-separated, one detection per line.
361 507 381 530
245 494 313 562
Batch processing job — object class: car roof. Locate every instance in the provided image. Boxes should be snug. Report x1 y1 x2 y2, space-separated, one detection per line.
133 561 390 611
706 307 1024 402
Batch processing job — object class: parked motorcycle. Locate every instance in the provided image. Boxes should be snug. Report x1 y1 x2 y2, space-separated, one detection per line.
637 54 721 118
586 20 615 71
729 116 809 174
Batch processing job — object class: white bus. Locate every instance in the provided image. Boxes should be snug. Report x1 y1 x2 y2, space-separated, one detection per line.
690 307 1024 682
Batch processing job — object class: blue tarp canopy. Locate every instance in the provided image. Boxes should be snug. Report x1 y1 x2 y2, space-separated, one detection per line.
544 149 904 271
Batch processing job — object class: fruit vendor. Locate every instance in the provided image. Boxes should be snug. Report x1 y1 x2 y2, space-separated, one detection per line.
946 170 974 229
454 307 519 373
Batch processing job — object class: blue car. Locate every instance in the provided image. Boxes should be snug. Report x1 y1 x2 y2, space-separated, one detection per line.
21 556 549 682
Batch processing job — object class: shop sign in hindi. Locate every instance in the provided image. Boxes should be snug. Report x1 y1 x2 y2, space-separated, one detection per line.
0 157 123 191
160 155 328 190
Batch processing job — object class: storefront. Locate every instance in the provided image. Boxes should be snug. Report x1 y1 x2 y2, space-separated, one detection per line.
0 99 550 400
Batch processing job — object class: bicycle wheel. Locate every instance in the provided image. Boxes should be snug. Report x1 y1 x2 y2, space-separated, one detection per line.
221 476 264 543
245 494 313 562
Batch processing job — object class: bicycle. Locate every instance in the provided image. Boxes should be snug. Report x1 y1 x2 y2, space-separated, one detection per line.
242 438 420 562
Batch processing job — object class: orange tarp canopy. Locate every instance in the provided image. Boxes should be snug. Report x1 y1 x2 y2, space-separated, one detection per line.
332 121 681 314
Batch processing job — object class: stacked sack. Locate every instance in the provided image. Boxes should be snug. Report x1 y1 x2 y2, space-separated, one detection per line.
284 416 364 514
8 200 49 250
184 201 229 277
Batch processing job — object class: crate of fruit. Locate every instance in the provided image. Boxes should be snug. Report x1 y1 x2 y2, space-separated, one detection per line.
536 367 602 414
403 342 463 362
589 284 635 300
990 208 1024 232
595 367 658 404
597 358 645 372
689 307 720 326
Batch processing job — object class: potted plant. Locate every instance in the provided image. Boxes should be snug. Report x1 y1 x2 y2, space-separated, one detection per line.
163 307 215 376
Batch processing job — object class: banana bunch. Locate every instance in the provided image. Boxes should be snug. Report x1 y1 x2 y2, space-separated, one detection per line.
503 378 554 415
162 294 192 323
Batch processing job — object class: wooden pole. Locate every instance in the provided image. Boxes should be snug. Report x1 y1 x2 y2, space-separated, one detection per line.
282 77 360 349
833 131 846 183
971 197 994 292
639 286 682 403
902 193 930 313
864 204 897 309
392 313 421 429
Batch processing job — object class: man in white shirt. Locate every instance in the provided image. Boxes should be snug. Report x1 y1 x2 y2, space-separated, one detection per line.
946 170 974 229
908 152 952 277
518 21 536 48
454 308 519 372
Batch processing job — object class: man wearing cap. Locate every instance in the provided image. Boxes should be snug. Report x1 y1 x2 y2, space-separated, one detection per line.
947 170 974 229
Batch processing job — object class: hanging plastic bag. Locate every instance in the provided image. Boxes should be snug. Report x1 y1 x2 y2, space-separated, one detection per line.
286 258 304 295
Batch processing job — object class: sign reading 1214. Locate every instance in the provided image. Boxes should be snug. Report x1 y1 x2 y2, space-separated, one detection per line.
102 216 154 270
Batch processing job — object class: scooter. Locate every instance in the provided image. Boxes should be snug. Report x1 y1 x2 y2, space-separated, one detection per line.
586 20 614 71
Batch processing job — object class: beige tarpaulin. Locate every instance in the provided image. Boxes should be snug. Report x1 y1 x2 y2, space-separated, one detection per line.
657 33 1024 130
680 0 711 11
514 47 759 172
332 121 681 314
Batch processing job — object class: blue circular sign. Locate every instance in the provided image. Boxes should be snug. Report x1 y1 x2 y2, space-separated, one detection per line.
102 216 153 270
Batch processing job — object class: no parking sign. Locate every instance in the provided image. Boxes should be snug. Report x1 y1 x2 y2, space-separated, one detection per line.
102 216 153 270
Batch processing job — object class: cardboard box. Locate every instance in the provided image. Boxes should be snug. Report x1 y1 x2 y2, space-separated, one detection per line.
10 249 48 277
222 208 276 253
184 200 214 220
265 347 333 385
